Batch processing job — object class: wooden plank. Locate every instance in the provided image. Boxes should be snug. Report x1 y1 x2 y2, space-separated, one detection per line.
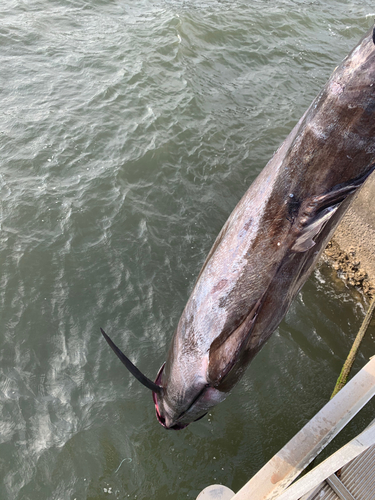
230 356 375 500
299 484 323 500
340 438 375 500
275 422 375 500
326 474 356 500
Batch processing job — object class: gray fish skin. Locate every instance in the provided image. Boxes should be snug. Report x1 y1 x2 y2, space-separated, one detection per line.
153 26 375 430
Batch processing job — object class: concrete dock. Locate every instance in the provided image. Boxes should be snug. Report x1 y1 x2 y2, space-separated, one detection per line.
324 171 375 298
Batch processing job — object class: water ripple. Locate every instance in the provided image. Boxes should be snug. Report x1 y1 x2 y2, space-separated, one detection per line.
0 1 374 499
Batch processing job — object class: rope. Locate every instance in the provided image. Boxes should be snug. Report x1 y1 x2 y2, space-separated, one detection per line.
331 295 375 399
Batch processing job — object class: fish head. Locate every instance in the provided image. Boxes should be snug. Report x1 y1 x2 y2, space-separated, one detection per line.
100 327 228 430
152 301 261 429
152 349 229 430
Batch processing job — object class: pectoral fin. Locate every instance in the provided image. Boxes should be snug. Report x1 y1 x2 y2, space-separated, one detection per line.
292 205 339 252
208 299 261 391
291 166 375 253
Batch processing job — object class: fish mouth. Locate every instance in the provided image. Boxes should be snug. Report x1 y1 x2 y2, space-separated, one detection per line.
152 363 189 430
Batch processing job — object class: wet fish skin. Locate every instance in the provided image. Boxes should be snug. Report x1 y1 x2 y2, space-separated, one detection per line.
154 25 375 429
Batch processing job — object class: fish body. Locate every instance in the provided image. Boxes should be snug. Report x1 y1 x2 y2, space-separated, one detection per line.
153 26 375 429
102 26 375 430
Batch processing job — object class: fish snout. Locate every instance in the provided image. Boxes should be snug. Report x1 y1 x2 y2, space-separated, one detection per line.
153 389 189 430
153 393 189 430
152 363 187 430
164 414 189 430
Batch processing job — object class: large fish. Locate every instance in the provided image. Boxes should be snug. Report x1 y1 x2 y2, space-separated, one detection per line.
102 25 375 429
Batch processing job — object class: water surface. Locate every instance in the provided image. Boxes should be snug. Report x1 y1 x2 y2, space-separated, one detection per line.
1 1 375 499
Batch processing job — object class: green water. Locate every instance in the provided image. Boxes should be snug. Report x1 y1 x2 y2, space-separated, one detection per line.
1 1 374 499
